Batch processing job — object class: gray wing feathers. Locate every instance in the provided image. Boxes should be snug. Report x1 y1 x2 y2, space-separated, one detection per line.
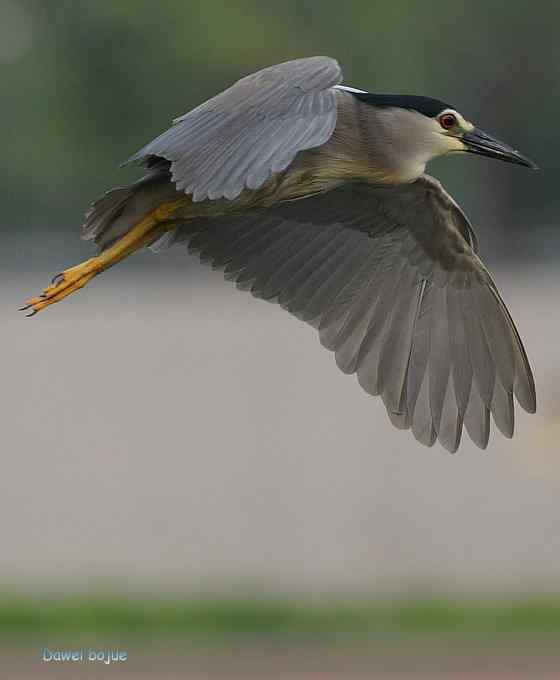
125 57 341 202
161 180 535 452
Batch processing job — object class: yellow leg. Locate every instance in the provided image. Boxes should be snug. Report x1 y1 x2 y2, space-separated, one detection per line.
21 201 184 316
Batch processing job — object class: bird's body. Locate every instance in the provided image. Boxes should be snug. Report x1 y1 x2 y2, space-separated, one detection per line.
23 56 537 452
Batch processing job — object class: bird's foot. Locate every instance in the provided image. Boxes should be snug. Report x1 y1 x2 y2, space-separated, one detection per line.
19 202 185 317
20 258 99 316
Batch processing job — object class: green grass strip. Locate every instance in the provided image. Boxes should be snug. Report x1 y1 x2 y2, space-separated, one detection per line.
1 597 560 637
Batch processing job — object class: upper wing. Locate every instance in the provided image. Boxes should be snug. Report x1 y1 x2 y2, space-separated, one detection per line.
125 56 342 202
160 176 535 452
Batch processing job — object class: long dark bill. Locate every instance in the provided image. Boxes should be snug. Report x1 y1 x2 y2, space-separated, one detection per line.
463 128 538 169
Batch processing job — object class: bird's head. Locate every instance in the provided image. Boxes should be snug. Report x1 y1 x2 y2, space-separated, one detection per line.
425 103 537 170
346 91 538 180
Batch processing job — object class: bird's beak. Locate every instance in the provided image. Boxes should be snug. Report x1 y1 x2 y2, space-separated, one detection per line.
462 128 538 169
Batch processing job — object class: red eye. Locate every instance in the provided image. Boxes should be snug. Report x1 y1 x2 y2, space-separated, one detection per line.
439 113 457 130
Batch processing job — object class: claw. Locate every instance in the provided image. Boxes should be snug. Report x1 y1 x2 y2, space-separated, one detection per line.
20 258 98 316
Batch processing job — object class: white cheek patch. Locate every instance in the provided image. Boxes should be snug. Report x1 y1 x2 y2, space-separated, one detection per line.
445 136 467 152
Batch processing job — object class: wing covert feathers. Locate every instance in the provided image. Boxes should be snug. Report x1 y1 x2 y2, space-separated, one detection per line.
125 56 341 202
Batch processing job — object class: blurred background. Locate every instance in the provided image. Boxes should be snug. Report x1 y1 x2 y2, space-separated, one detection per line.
1 1 560 677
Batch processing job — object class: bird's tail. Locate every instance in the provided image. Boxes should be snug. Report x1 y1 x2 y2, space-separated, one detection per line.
82 160 182 253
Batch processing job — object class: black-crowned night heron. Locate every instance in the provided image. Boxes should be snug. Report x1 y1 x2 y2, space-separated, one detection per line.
22 56 538 452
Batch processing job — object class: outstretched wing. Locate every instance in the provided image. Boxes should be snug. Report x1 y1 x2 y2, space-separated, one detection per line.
125 56 342 202
159 176 535 452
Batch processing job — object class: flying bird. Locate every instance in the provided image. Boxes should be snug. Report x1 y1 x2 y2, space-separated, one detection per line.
22 56 538 452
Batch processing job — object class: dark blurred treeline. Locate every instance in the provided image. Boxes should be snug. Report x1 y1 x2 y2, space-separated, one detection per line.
2 0 559 260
